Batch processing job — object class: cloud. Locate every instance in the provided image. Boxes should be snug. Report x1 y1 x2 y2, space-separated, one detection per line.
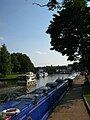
35 51 47 55
0 36 4 40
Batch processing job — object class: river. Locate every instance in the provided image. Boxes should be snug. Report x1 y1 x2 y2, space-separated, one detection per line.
0 74 70 101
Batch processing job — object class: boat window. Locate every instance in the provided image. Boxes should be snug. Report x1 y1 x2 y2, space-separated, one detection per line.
26 76 30 79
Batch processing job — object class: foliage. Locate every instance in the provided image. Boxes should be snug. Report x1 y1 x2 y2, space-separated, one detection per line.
72 62 79 71
46 0 90 72
11 53 20 72
0 44 35 77
71 62 87 72
0 44 12 76
11 53 35 73
63 0 87 9
33 0 61 11
47 0 87 10
46 0 87 10
47 0 61 10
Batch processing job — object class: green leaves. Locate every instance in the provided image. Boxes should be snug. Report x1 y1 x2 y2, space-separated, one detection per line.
0 44 35 76
0 44 11 76
11 53 35 73
47 0 61 10
46 0 90 72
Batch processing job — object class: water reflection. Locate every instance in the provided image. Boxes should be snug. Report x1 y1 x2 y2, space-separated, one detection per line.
36 74 69 88
0 80 17 88
0 74 69 96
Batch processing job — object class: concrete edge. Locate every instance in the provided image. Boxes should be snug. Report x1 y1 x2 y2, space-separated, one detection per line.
82 95 90 116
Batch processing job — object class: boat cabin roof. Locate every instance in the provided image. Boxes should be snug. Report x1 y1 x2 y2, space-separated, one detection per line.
46 82 58 88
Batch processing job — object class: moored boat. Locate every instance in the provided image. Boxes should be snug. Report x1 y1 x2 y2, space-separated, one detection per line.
36 72 48 78
43 72 48 78
17 72 36 86
0 74 78 120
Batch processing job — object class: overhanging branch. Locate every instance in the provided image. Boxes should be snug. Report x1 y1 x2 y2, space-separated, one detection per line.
32 3 47 7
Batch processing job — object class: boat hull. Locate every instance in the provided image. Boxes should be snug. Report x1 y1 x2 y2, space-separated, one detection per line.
17 75 36 86
17 80 36 86
0 73 79 120
6 81 68 120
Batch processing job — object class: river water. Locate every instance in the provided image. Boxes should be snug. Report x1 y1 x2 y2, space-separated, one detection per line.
0 74 70 100
36 74 69 88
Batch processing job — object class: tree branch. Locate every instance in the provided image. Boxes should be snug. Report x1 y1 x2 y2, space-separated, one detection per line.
32 3 47 7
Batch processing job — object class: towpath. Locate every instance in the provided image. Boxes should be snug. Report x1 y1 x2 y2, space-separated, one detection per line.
48 75 90 120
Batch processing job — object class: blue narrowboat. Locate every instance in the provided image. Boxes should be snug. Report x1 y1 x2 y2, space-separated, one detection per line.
0 75 76 120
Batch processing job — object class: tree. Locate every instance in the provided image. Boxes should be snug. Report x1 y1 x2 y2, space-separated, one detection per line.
46 0 90 72
11 53 20 72
72 62 79 71
0 44 12 76
33 0 61 10
16 53 35 73
0 44 35 75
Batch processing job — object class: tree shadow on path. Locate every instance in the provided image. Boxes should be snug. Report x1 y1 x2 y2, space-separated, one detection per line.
54 80 84 112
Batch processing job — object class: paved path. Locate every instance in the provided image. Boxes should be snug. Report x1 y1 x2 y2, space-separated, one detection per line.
48 76 90 120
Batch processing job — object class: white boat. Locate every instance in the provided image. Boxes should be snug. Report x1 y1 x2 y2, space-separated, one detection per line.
36 72 48 78
17 72 36 86
43 72 48 77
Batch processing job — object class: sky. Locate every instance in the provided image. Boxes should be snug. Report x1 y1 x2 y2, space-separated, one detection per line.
0 0 75 67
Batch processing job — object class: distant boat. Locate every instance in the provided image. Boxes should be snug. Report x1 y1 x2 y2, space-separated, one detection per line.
17 72 36 86
43 72 48 77
36 72 48 78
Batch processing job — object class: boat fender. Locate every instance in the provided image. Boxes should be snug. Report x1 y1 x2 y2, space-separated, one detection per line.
4 115 9 120
28 116 32 120
33 95 38 104
2 108 20 116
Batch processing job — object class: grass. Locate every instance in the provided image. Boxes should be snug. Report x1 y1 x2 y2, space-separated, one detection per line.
83 83 90 106
0 73 25 80
84 94 90 106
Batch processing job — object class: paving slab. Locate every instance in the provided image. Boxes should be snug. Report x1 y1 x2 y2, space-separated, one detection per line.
48 76 90 120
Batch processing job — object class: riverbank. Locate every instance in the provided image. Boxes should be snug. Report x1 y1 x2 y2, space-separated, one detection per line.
0 74 25 81
48 75 90 120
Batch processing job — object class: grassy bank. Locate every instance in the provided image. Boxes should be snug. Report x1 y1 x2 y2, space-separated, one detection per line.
83 84 90 106
0 74 25 80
